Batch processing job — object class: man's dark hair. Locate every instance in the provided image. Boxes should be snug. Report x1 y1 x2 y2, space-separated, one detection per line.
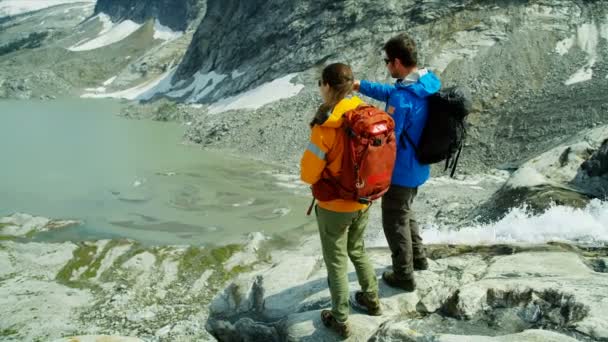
383 33 418 67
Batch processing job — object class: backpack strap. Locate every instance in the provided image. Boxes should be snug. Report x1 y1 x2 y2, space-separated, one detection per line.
306 197 316 216
449 143 463 178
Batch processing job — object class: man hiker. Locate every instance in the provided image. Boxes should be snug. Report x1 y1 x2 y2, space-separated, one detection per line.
354 33 441 291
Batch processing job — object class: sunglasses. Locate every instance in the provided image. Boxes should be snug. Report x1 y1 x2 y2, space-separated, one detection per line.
384 58 391 65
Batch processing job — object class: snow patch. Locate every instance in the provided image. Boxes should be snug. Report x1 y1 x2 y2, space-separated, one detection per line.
555 36 574 55
578 23 600 54
69 18 142 51
166 71 227 103
137 68 177 100
565 23 601 85
153 20 183 41
208 73 304 114
565 67 594 85
0 0 94 17
85 12 113 34
102 76 117 86
82 67 175 100
84 86 105 92
231 69 246 78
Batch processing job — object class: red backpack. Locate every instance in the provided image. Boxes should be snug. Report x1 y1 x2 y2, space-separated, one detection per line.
312 105 396 205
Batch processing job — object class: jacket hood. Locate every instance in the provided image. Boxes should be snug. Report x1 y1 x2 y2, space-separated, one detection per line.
395 68 441 98
321 96 364 128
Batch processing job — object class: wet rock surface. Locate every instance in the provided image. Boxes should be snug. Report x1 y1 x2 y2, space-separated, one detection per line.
477 125 608 221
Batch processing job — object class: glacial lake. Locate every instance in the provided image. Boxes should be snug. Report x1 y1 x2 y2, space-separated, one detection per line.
0 99 315 245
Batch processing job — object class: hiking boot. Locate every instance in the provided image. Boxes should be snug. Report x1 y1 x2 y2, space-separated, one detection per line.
414 257 429 271
382 271 415 292
350 291 382 316
321 310 351 338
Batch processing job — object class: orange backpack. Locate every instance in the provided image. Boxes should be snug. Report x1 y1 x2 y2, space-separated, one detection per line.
312 105 396 204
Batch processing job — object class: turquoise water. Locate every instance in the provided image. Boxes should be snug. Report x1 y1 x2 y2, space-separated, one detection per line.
0 99 314 245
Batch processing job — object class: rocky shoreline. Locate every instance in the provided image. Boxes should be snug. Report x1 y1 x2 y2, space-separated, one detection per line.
1 213 274 341
2 213 607 342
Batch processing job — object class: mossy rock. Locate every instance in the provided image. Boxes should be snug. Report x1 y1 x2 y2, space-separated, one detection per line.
178 244 243 282
0 234 14 241
56 243 98 287
0 328 18 337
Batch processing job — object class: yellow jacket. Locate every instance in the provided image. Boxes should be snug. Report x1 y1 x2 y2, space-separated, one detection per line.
300 96 368 213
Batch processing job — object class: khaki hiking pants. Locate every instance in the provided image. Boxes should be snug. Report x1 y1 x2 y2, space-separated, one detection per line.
381 185 426 277
315 205 378 323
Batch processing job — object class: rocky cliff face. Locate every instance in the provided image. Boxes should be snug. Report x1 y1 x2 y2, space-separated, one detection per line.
177 0 608 173
94 0 206 31
173 0 478 101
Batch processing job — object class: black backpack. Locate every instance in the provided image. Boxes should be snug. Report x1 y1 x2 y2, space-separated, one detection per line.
402 86 472 177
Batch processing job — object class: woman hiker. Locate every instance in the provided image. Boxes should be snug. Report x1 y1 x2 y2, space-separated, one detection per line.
300 62 382 338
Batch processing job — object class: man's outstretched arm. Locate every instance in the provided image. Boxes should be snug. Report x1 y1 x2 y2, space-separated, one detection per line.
354 80 395 103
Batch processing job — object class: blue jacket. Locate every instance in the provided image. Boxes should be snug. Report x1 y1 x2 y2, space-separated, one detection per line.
359 69 441 188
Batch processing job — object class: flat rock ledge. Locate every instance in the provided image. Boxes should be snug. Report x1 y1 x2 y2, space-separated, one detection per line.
207 237 608 342
0 212 80 237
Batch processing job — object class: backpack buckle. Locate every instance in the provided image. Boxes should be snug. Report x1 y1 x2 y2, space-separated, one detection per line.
358 197 370 204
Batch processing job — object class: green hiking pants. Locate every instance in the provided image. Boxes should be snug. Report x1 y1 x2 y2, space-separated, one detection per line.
315 205 378 323
381 185 426 277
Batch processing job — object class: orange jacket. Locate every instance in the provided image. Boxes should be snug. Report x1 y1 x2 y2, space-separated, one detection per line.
300 96 368 213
